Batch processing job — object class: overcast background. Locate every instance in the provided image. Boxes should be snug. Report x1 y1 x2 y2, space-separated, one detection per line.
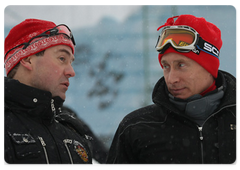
3 5 237 152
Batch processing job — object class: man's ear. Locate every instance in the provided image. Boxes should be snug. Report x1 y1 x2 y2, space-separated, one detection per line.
20 56 33 71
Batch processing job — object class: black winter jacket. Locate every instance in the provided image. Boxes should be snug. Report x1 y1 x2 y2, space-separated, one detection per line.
4 77 92 164
107 70 236 164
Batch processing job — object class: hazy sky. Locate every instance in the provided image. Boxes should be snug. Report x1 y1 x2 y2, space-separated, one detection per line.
4 5 142 29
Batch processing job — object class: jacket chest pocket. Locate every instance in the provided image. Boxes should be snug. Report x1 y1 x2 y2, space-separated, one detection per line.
8 132 41 160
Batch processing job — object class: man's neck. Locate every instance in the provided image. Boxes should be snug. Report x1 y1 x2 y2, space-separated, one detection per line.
200 80 216 96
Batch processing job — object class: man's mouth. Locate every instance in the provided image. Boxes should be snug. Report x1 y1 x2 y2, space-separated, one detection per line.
169 87 186 95
61 82 69 88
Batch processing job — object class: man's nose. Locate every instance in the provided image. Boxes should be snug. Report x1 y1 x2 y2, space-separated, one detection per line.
167 69 180 84
65 64 75 78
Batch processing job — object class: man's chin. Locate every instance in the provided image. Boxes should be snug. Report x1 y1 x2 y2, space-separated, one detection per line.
171 93 191 100
59 94 66 100
52 93 66 101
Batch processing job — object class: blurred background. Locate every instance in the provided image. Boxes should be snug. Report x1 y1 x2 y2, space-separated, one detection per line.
4 5 236 149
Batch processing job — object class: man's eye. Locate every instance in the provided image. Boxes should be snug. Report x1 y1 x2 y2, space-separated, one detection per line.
60 57 65 61
163 65 169 69
179 63 185 67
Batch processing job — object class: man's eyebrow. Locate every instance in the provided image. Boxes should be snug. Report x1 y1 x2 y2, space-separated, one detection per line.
161 59 187 65
58 49 71 56
161 60 168 65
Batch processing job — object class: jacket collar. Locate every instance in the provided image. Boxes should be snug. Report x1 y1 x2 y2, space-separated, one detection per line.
168 89 224 126
5 77 64 123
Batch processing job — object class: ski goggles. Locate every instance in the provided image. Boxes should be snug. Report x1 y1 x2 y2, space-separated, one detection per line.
155 26 220 58
4 24 75 60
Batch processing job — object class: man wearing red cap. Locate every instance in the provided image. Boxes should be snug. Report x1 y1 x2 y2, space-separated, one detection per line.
107 15 236 164
4 19 92 163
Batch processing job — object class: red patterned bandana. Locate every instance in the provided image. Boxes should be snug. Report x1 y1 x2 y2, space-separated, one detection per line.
4 19 75 75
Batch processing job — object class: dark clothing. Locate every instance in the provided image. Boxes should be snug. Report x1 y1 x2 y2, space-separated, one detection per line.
107 70 236 164
61 106 109 163
4 77 92 164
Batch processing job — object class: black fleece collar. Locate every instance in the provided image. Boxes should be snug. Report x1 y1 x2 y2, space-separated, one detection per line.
5 77 64 123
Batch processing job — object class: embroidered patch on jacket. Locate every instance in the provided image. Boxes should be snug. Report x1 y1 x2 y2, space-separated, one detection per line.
8 132 36 144
73 140 89 162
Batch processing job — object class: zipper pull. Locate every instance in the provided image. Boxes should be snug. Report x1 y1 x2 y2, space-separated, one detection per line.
39 136 46 147
198 127 203 140
63 139 73 164
85 135 93 141
38 136 49 164
230 124 236 130
51 99 56 115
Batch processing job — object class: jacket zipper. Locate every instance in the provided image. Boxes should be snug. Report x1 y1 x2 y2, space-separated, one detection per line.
63 139 73 164
196 104 236 163
38 136 49 164
197 126 204 163
51 100 74 163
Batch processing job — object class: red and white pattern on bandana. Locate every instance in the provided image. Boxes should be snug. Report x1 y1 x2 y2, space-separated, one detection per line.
5 34 74 75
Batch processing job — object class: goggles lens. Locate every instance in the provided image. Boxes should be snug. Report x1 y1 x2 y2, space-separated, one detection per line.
156 27 197 53
159 29 195 47
156 26 220 58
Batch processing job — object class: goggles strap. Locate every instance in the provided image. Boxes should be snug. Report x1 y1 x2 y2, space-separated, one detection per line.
196 37 220 59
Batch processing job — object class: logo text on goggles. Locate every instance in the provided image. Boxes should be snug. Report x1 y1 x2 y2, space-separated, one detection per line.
203 42 220 57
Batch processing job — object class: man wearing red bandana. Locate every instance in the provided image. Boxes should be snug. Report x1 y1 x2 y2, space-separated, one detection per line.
4 19 92 164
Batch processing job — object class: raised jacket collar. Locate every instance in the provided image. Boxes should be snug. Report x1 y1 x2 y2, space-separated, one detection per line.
4 77 64 123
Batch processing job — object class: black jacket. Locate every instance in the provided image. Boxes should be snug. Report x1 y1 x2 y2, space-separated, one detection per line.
4 77 92 164
107 70 236 164
61 106 109 163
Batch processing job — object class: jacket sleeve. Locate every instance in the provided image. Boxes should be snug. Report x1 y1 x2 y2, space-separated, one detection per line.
106 121 138 163
4 107 18 163
2 136 12 165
